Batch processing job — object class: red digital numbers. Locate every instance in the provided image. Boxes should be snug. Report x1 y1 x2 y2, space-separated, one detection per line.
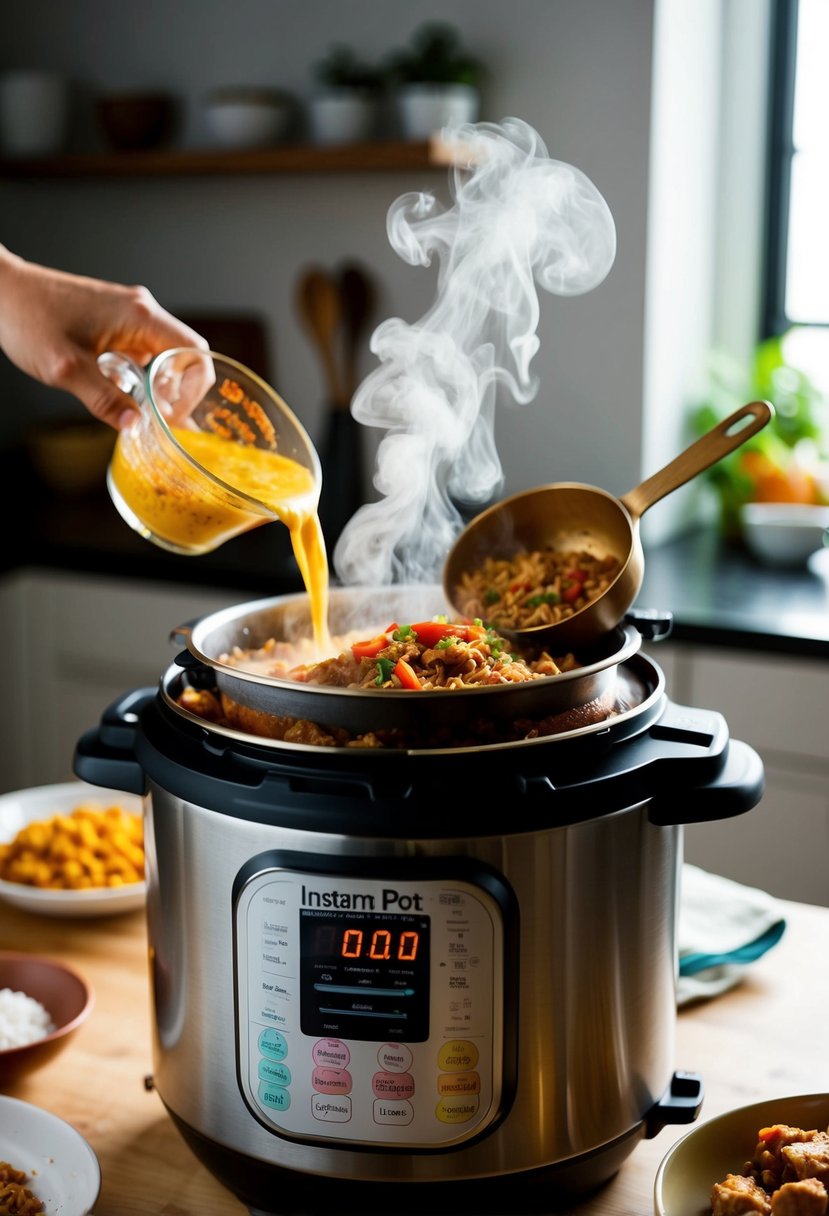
340 928 419 961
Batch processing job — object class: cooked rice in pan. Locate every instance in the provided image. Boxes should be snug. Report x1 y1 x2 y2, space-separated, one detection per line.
453 548 622 631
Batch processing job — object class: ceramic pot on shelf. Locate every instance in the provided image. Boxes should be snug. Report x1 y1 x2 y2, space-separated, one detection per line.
394 81 479 139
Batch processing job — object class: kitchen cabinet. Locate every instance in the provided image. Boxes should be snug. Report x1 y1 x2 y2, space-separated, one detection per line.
648 640 829 907
0 569 240 792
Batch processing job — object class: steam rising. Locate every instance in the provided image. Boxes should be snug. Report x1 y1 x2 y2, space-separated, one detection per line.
333 117 616 587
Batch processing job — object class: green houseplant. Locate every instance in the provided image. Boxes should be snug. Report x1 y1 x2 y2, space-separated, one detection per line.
690 333 829 537
308 44 384 146
384 22 485 139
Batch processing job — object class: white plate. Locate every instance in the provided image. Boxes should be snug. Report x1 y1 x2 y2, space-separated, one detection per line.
654 1092 829 1216
0 781 145 917
0 1094 101 1215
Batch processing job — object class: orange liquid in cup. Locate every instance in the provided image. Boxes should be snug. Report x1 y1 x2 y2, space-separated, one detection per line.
111 427 331 651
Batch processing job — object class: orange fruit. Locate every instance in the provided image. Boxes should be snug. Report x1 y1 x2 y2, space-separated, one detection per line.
739 450 818 504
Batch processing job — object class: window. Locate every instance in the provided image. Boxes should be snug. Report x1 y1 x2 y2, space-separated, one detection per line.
764 0 829 334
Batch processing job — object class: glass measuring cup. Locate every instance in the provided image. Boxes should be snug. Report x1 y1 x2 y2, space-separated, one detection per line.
99 348 322 556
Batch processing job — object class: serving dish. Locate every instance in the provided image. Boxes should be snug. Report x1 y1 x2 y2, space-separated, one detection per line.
0 781 145 918
740 501 829 567
0 1094 100 1215
0 951 94 1084
654 1092 829 1216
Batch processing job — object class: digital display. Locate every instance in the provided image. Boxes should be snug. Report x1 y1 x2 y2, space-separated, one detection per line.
299 909 431 1042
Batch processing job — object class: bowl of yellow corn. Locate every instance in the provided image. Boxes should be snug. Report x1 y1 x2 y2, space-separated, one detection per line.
0 782 144 917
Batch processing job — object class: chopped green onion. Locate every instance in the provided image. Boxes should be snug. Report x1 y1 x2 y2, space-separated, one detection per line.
525 592 560 608
434 635 459 650
485 589 500 604
392 624 415 641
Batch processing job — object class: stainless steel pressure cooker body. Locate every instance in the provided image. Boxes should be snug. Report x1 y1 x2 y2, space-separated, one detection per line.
75 598 764 1214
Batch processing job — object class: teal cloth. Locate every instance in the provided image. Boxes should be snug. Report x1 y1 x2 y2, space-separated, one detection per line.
677 864 787 1006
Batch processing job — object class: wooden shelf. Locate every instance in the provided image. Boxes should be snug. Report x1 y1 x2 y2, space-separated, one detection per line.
0 136 459 178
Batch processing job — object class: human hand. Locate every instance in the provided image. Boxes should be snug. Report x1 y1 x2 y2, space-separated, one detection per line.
0 245 208 428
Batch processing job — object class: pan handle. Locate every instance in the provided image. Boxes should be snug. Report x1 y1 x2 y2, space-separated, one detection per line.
620 400 774 522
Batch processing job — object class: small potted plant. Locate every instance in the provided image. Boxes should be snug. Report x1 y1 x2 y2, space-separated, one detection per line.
385 22 485 140
308 44 384 146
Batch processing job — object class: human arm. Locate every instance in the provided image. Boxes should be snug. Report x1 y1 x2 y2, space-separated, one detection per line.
0 244 207 428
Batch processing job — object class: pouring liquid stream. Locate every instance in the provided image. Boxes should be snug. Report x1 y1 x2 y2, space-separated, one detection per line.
111 425 332 654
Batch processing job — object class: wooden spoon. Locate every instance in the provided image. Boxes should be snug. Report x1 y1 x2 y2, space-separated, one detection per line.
339 261 375 406
296 266 344 407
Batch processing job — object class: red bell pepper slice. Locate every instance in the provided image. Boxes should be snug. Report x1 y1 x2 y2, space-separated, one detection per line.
562 582 583 604
393 658 422 690
408 621 487 648
351 622 398 661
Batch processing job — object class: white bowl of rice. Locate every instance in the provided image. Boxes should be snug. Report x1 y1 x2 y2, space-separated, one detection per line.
0 951 93 1084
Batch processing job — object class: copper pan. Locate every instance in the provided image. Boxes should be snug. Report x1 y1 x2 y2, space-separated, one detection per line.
444 400 774 650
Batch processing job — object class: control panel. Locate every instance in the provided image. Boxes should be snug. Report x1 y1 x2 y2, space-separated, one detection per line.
234 860 508 1149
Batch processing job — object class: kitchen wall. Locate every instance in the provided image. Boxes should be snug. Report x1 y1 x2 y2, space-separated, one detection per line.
0 0 725 538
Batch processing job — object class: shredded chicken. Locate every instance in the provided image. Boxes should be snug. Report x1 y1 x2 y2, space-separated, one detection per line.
712 1173 772 1215
712 1125 829 1216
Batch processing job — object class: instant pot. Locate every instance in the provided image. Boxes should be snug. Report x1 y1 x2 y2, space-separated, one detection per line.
74 588 764 1214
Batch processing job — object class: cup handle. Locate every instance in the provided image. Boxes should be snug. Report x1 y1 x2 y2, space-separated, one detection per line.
97 351 147 406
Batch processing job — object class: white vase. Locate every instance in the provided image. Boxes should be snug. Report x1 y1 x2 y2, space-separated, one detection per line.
395 83 479 140
308 90 376 146
0 70 71 157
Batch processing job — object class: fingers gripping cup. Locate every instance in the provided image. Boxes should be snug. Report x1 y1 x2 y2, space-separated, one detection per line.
100 349 323 556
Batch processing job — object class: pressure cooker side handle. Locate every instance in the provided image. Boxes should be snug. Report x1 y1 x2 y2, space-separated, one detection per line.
644 1071 705 1138
647 737 765 827
73 689 153 797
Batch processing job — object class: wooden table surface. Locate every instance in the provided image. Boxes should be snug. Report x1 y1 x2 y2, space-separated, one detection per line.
1 896 826 1216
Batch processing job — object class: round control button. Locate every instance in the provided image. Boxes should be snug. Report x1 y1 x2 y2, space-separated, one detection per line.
378 1043 413 1073
312 1066 352 1095
436 1094 480 1124
258 1028 288 1061
437 1039 479 1071
258 1082 291 1113
258 1059 292 1087
312 1038 351 1068
372 1071 415 1100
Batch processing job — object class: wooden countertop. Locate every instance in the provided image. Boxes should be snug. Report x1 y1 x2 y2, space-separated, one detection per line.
2 896 826 1215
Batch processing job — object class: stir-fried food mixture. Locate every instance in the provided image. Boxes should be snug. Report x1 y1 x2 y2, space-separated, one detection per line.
0 1162 44 1216
0 804 144 890
711 1122 829 1215
179 616 614 749
453 547 621 631
280 619 576 690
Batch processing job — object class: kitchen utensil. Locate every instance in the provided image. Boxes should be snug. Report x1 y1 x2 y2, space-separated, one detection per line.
296 266 345 408
339 261 375 400
0 781 145 918
99 348 321 556
444 399 774 649
0 952 94 1084
173 585 659 737
74 627 764 1210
